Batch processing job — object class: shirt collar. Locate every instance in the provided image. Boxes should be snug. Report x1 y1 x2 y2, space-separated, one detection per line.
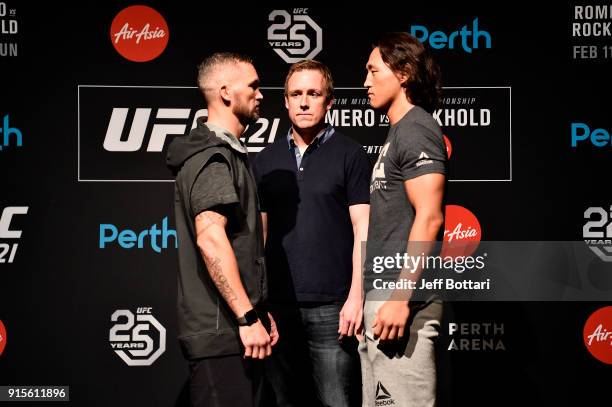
287 125 335 150
205 122 248 154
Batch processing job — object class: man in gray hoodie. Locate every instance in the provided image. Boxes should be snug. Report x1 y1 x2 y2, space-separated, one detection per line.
166 52 278 407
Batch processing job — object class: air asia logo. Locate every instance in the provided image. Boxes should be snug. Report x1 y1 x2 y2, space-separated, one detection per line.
0 206 27 264
583 306 612 364
448 322 505 351
0 2 18 57
441 205 482 258
267 9 322 63
0 114 22 151
0 320 6 356
110 307 166 366
410 18 491 53
443 135 452 158
375 381 395 406
571 123 612 147
583 206 612 262
110 5 168 62
99 217 177 253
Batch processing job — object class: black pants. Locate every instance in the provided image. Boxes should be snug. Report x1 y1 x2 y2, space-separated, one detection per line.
189 354 263 407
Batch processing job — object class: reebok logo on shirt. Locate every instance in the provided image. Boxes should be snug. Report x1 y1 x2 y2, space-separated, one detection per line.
416 151 434 167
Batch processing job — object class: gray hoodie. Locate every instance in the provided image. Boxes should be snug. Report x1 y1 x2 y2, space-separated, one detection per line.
167 117 267 359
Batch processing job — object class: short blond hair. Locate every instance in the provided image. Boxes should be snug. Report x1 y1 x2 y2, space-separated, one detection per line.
284 60 334 102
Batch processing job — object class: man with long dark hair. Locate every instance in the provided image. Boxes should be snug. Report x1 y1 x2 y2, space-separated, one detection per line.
360 33 447 406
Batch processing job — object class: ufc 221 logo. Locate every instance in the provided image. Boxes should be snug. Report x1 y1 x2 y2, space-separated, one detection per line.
267 9 322 63
0 206 28 264
103 108 205 152
583 206 612 262
109 307 166 366
103 107 281 153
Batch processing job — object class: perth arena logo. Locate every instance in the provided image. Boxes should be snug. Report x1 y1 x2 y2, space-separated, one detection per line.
583 206 612 262
448 321 505 351
110 5 169 62
583 306 612 364
267 9 322 63
109 307 166 366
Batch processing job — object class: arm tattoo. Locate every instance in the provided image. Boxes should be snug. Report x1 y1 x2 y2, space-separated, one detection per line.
203 252 238 305
196 210 235 304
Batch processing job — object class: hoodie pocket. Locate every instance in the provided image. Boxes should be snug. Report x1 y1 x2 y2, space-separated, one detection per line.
255 257 268 302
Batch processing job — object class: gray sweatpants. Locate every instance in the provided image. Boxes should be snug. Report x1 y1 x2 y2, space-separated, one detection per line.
359 299 442 407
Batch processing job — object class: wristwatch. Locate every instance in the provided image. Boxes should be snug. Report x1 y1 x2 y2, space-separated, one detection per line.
237 309 259 326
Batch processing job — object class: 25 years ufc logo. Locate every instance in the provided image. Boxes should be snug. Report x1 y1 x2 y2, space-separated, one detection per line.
109 307 166 366
583 206 612 262
268 9 323 63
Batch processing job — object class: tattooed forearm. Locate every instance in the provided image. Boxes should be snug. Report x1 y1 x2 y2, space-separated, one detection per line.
203 253 238 304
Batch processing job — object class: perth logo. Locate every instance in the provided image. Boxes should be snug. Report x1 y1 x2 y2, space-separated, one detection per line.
267 9 322 63
109 307 166 366
410 18 491 53
0 114 23 151
110 5 169 62
583 206 612 262
375 381 395 406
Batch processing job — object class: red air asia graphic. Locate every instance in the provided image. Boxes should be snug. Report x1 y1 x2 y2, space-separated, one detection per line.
583 306 612 364
0 320 6 356
110 5 169 62
441 204 481 257
443 135 452 159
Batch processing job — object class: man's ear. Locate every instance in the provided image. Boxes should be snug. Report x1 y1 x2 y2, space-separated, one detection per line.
220 85 231 104
325 97 334 111
284 96 289 111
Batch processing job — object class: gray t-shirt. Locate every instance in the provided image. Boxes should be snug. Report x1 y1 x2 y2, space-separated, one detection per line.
365 106 447 292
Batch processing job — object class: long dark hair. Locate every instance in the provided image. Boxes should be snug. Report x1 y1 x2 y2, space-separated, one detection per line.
373 32 441 113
